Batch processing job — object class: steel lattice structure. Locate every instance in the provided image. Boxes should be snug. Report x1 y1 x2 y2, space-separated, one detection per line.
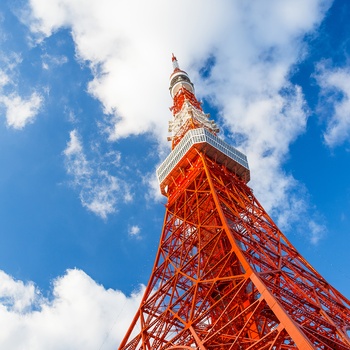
118 55 350 350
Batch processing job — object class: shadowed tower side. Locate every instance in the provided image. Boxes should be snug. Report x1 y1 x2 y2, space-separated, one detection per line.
118 55 350 350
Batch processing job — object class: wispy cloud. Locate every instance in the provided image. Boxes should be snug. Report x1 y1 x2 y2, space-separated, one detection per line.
64 129 131 219
0 269 143 349
64 129 92 181
0 70 9 87
128 225 141 239
308 220 326 245
315 62 350 148
41 53 68 70
0 53 43 129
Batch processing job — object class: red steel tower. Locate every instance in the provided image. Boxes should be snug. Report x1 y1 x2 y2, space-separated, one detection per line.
118 55 350 350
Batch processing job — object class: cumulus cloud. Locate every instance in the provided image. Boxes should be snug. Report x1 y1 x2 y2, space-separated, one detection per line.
0 269 143 350
0 92 42 129
24 0 331 233
64 129 132 219
315 62 350 148
0 271 37 313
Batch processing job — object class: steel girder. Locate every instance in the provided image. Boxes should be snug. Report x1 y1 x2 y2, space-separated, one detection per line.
118 152 350 350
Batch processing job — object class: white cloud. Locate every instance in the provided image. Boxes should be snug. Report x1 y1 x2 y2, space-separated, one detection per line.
41 53 68 70
0 269 143 350
64 129 83 156
64 129 92 181
64 129 131 219
0 271 37 313
128 225 141 239
0 70 9 88
25 0 331 232
0 92 42 129
0 51 22 72
123 190 133 203
308 220 326 244
80 170 120 219
315 62 350 147
0 53 43 129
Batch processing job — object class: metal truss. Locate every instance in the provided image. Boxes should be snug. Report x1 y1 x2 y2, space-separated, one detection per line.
119 152 350 350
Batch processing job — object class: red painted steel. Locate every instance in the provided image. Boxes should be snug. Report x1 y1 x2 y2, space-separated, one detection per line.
118 57 350 350
171 87 203 116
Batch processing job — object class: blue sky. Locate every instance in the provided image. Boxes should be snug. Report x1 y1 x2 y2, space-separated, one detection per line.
0 0 349 348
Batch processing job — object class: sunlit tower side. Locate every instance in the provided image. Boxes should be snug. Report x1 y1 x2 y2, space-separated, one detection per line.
118 55 350 350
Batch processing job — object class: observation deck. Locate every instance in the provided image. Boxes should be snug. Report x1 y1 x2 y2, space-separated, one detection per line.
157 128 250 196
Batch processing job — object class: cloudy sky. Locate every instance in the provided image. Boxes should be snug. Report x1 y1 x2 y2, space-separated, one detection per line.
0 0 350 348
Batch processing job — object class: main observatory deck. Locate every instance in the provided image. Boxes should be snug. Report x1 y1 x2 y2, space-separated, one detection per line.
157 128 250 195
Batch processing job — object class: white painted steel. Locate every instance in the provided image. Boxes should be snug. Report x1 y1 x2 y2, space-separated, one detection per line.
157 128 250 194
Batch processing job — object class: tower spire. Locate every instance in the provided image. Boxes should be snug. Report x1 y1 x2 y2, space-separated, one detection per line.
168 55 219 148
172 53 179 71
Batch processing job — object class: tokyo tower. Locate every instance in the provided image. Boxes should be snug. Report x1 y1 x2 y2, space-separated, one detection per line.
118 55 350 349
